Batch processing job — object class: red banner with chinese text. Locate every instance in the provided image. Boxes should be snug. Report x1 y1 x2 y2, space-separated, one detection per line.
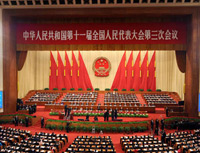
16 22 186 45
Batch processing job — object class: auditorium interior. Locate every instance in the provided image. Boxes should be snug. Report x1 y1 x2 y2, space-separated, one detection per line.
0 1 200 153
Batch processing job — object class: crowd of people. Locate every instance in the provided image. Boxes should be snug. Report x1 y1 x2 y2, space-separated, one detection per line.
13 116 30 127
104 109 118 121
150 118 166 139
16 102 37 114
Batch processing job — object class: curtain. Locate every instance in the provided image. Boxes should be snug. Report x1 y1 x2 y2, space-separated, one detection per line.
111 51 126 91
18 50 185 99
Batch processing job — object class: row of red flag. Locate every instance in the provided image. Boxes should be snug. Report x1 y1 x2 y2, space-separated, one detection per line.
50 51 156 91
49 51 93 90
111 51 156 91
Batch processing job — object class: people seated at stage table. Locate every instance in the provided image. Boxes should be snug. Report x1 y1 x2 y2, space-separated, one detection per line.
143 94 177 104
17 103 37 114
26 92 60 103
165 130 200 153
104 93 142 107
120 135 176 153
64 136 116 153
62 92 98 102
61 92 98 106
0 126 68 153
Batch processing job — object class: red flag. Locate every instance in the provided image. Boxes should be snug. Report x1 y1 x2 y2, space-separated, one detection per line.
148 51 156 91
132 52 141 91
111 51 127 91
56 52 65 90
71 51 79 90
126 51 134 91
140 51 148 91
78 51 93 90
64 52 72 90
49 52 57 90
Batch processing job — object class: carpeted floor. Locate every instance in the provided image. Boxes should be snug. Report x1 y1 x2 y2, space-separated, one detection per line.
3 123 173 153
36 106 167 122
2 106 175 153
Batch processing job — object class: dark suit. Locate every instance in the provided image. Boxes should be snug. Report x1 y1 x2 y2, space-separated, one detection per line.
85 115 89 121
154 128 158 135
161 119 165 130
25 117 29 127
111 110 115 121
67 108 71 117
161 131 166 143
64 105 68 116
155 119 159 129
41 117 44 128
166 107 169 117
15 116 19 126
151 120 154 130
114 109 118 119
104 112 106 121
66 122 70 133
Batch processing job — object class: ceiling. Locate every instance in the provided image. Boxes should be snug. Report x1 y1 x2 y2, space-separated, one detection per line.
0 0 200 8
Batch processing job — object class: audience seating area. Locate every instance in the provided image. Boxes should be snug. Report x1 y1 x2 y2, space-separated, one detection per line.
120 135 176 153
64 136 116 153
0 126 68 153
17 104 37 114
104 93 141 106
0 125 199 153
143 94 177 107
165 130 200 153
26 92 61 104
61 92 98 106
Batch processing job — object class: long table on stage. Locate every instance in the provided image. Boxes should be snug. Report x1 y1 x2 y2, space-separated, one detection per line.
154 103 179 108
44 104 156 113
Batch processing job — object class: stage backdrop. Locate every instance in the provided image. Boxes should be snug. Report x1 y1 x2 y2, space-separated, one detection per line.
18 50 185 99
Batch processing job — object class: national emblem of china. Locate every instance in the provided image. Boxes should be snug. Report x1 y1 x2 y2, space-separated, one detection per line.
93 57 111 77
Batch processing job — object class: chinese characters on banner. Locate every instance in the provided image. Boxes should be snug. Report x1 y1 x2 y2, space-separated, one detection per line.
17 23 186 44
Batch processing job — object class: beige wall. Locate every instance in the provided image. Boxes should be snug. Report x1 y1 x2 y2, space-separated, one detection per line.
0 8 3 112
18 50 185 99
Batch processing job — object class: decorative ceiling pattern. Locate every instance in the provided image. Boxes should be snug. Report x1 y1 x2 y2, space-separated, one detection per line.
0 0 199 8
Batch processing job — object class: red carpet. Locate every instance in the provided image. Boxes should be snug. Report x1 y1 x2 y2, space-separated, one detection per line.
136 94 146 105
97 93 105 105
9 106 174 153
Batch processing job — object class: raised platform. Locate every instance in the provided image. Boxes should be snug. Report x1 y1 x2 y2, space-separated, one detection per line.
168 112 188 117
23 90 183 116
45 104 156 113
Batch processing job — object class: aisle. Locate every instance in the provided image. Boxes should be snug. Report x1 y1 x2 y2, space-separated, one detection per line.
136 94 146 105
96 93 105 105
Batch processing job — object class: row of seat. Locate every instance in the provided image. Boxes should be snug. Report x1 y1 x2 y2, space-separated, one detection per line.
61 92 98 103
0 127 68 153
27 92 61 102
143 94 177 105
65 136 116 153
120 135 176 153
165 130 200 153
